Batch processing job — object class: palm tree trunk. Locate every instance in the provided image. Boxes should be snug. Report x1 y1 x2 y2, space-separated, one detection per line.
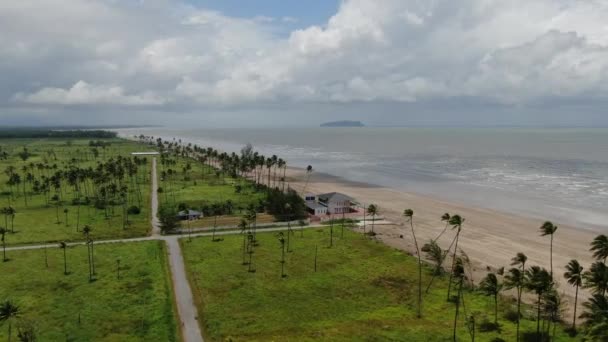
572 284 578 330
453 279 463 341
411 220 422 318
447 231 461 300
494 294 498 326
536 293 542 336
516 288 521 342
550 234 554 278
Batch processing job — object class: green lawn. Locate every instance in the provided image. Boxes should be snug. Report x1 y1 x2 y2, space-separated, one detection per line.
181 228 579 342
0 138 153 245
0 241 179 341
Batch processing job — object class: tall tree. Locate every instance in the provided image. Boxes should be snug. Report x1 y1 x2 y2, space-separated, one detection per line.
404 209 422 318
524 266 553 337
434 213 451 242
452 257 466 342
539 221 558 278
0 227 7 262
504 267 525 342
563 259 583 331
590 234 608 263
0 300 20 342
367 204 378 235
447 215 464 301
59 241 68 275
479 272 503 326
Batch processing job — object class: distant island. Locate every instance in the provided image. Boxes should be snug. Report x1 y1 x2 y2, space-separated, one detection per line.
320 120 365 127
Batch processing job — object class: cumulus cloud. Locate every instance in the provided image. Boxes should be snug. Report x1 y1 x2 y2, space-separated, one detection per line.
2 0 608 114
15 81 166 106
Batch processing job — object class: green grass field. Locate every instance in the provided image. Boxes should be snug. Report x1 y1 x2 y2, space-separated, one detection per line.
0 138 153 245
0 241 179 341
181 228 579 342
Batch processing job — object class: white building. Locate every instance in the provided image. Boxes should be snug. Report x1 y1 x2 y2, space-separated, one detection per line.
305 192 355 216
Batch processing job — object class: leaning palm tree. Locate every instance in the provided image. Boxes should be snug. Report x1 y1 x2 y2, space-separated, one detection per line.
59 241 68 275
524 266 553 337
0 227 7 262
539 221 558 277
504 267 525 341
590 234 608 263
583 261 608 296
447 214 464 301
0 300 20 342
434 213 451 242
367 204 378 235
479 272 502 326
302 165 313 194
511 252 528 272
404 209 422 318
563 259 583 331
422 240 443 276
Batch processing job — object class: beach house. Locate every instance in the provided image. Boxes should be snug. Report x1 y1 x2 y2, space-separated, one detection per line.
305 192 355 216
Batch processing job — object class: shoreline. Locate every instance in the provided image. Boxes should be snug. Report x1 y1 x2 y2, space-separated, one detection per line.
285 166 598 310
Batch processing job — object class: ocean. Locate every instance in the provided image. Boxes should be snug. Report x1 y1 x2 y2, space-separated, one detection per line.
116 127 608 231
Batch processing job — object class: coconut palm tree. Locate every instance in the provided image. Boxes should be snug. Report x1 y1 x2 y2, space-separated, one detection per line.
580 293 608 328
511 252 528 272
0 227 7 262
539 221 558 277
452 257 466 342
524 266 553 337
302 165 313 193
583 261 608 296
447 214 464 301
422 240 443 276
434 213 451 242
367 204 378 235
563 259 583 330
504 267 525 341
479 272 503 326
590 234 608 263
404 209 422 318
0 300 20 342
59 241 68 275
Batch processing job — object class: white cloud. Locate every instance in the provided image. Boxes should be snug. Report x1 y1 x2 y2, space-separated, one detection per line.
4 0 608 112
15 81 166 106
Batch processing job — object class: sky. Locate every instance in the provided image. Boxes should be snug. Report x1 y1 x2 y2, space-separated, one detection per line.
1 0 608 127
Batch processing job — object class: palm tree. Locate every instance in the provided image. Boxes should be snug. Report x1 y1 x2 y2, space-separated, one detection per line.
0 300 20 342
563 259 583 330
422 240 443 276
583 261 608 296
63 208 69 227
367 204 378 235
580 293 608 328
452 257 466 342
590 234 608 263
447 214 464 301
511 252 528 272
0 227 7 262
524 266 553 337
479 272 502 326
404 209 422 318
302 165 313 193
504 267 525 341
539 221 558 277
434 213 450 242
278 232 286 278
59 241 68 275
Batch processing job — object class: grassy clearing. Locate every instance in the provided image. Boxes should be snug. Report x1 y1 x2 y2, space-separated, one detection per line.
0 241 179 341
0 138 152 245
181 228 579 342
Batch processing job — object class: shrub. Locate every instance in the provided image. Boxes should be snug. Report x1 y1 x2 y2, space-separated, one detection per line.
127 206 141 215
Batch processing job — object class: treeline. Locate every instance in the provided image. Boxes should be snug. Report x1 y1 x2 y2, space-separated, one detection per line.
0 129 117 139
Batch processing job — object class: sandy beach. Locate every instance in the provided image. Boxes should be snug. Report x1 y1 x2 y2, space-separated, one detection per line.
286 167 600 309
